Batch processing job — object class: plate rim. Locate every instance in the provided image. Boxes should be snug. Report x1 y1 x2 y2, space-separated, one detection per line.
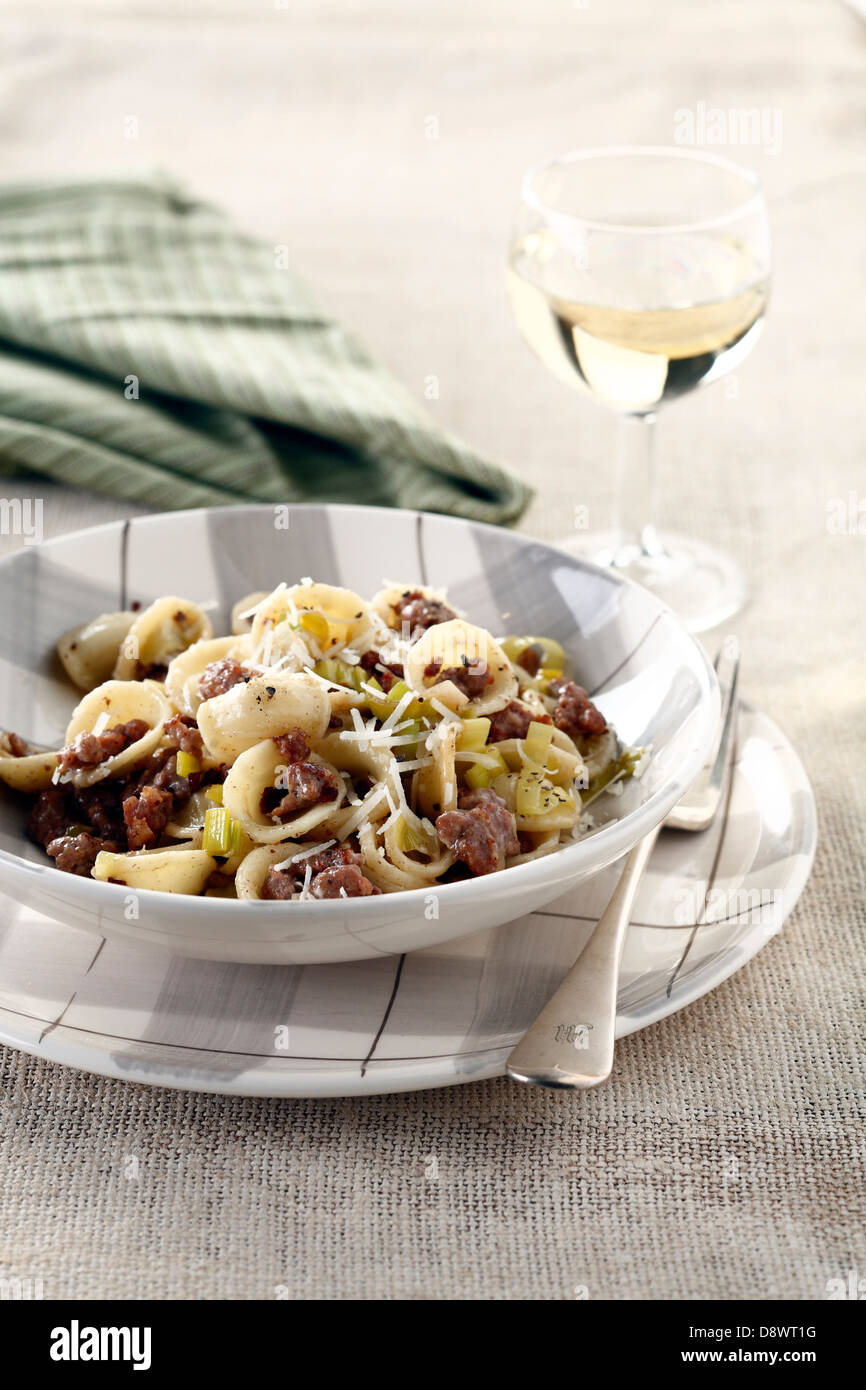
0 704 817 1097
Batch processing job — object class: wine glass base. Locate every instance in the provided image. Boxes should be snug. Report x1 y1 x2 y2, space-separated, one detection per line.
557 530 746 633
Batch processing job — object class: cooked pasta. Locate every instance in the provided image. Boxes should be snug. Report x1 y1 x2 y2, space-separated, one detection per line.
57 610 137 691
0 580 645 899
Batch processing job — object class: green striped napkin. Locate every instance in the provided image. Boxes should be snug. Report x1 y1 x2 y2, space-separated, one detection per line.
0 175 531 524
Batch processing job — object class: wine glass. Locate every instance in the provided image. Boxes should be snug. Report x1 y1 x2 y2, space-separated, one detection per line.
507 146 771 632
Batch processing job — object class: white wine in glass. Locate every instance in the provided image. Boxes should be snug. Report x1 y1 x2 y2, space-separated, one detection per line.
507 147 772 631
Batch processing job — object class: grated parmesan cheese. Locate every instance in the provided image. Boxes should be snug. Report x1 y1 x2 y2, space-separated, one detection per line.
338 723 418 751
429 698 462 723
393 756 433 772
347 706 373 751
272 839 336 871
336 784 388 841
302 664 363 700
454 749 503 769
380 688 417 732
234 592 271 622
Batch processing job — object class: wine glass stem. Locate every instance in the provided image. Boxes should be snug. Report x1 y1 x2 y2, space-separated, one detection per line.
609 412 665 564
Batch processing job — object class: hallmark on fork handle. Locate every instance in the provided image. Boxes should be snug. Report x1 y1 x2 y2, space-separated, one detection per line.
555 1022 594 1050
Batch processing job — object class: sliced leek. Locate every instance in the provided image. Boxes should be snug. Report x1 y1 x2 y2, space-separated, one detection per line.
464 747 508 790
395 816 440 858
313 658 363 690
523 720 553 767
457 717 491 752
202 806 243 857
515 767 575 818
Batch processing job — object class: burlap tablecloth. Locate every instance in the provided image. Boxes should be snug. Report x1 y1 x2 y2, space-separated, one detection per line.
0 0 863 1300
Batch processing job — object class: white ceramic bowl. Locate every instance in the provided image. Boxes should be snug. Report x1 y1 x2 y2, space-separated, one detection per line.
0 504 718 963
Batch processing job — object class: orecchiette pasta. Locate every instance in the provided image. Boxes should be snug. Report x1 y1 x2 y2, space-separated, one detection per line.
113 596 213 680
92 847 216 894
371 583 463 632
60 679 172 788
58 610 136 691
236 843 298 900
231 592 270 635
405 619 518 716
314 730 403 808
0 737 59 792
223 739 345 844
382 808 454 884
413 719 459 818
164 634 253 719
197 671 329 764
249 582 377 671
0 581 644 898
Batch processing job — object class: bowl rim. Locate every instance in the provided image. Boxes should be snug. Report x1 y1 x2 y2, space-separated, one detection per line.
0 502 720 918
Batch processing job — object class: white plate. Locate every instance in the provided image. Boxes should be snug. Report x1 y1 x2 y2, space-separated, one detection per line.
0 704 815 1096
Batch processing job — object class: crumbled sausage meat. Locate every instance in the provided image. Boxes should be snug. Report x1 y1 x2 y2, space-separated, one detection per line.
28 786 73 848
73 782 127 843
164 714 204 758
262 762 339 820
487 700 551 742
260 868 297 900
293 843 362 879
130 746 199 800
273 729 310 764
548 679 607 738
262 846 375 900
123 784 173 851
33 753 192 863
198 658 250 701
309 864 380 898
359 650 404 693
517 644 543 677
435 788 520 875
46 831 116 876
392 590 456 635
425 660 494 700
57 719 149 773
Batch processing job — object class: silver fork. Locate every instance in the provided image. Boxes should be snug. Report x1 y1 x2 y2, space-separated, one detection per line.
506 638 740 1090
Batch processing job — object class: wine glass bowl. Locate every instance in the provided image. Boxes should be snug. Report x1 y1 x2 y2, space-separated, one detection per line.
507 146 771 631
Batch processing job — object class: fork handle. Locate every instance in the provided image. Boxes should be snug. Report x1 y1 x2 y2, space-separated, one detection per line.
506 826 660 1089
